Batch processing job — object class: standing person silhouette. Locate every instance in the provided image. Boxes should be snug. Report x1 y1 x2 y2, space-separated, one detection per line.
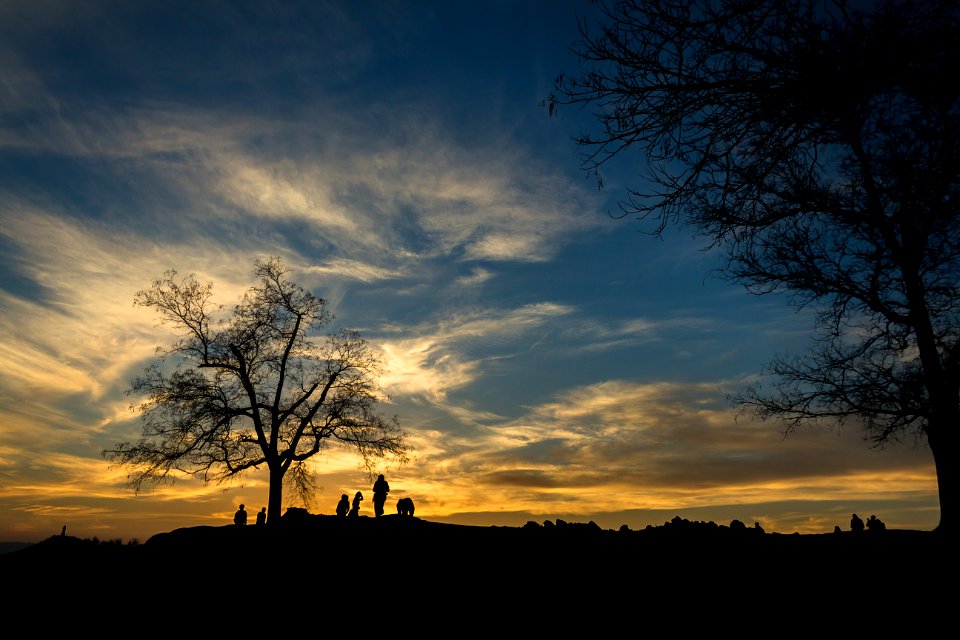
372 474 390 517
255 507 266 525
234 504 247 526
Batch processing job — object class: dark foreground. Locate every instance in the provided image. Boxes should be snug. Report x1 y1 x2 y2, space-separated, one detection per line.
2 513 951 629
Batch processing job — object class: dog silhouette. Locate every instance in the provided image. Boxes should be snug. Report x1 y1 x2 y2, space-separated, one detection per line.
396 497 415 516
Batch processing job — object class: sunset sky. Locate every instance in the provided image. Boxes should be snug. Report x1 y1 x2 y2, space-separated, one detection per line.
0 0 939 544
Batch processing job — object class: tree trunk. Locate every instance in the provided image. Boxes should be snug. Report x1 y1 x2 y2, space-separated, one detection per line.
925 407 955 536
267 465 284 525
901 265 952 535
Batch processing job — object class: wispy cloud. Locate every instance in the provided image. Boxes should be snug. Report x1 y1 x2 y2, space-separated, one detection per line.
377 302 575 403
455 267 495 287
1 91 604 269
301 259 405 284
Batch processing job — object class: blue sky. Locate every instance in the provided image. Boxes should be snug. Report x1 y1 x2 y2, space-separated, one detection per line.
0 0 939 542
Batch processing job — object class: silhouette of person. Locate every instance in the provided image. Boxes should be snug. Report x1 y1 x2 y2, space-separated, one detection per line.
234 504 247 526
372 474 390 517
336 494 350 517
349 491 363 517
255 507 266 526
866 514 886 532
850 513 864 533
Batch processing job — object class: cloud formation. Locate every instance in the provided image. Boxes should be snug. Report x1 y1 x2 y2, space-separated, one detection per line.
381 379 936 532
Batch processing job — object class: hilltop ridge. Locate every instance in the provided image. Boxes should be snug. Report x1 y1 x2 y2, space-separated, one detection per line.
0 510 947 628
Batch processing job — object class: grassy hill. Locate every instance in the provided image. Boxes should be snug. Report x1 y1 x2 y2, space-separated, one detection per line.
1 511 947 630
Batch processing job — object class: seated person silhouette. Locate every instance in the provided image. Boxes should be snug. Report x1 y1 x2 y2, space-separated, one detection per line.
866 514 886 532
255 507 266 525
349 491 363 517
850 513 864 533
234 504 247 526
336 494 350 517
396 497 415 516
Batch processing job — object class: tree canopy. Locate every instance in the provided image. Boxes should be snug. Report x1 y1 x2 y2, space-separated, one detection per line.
105 258 407 524
548 0 959 532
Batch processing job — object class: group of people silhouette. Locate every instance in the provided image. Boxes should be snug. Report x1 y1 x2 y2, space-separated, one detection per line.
232 474 413 525
334 474 414 518
233 504 267 526
849 513 886 533
336 492 361 517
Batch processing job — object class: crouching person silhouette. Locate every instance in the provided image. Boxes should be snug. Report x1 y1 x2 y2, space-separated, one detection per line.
396 497 415 517
349 491 363 517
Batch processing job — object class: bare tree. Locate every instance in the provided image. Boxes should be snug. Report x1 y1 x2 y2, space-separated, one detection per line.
547 0 959 532
104 257 408 524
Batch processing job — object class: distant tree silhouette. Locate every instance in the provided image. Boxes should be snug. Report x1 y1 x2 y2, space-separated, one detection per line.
104 258 408 525
547 0 959 533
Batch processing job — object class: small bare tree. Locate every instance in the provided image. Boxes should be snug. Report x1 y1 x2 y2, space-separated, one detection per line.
105 257 407 524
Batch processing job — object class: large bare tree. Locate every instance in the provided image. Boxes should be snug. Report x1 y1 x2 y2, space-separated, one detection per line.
547 0 958 532
105 257 407 524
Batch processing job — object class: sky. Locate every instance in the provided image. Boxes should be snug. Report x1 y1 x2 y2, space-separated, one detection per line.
0 0 940 543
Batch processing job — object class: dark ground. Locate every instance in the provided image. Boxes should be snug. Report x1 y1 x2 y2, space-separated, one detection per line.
1 512 951 630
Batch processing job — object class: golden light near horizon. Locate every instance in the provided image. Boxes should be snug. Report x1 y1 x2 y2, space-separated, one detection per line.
0 299 941 542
